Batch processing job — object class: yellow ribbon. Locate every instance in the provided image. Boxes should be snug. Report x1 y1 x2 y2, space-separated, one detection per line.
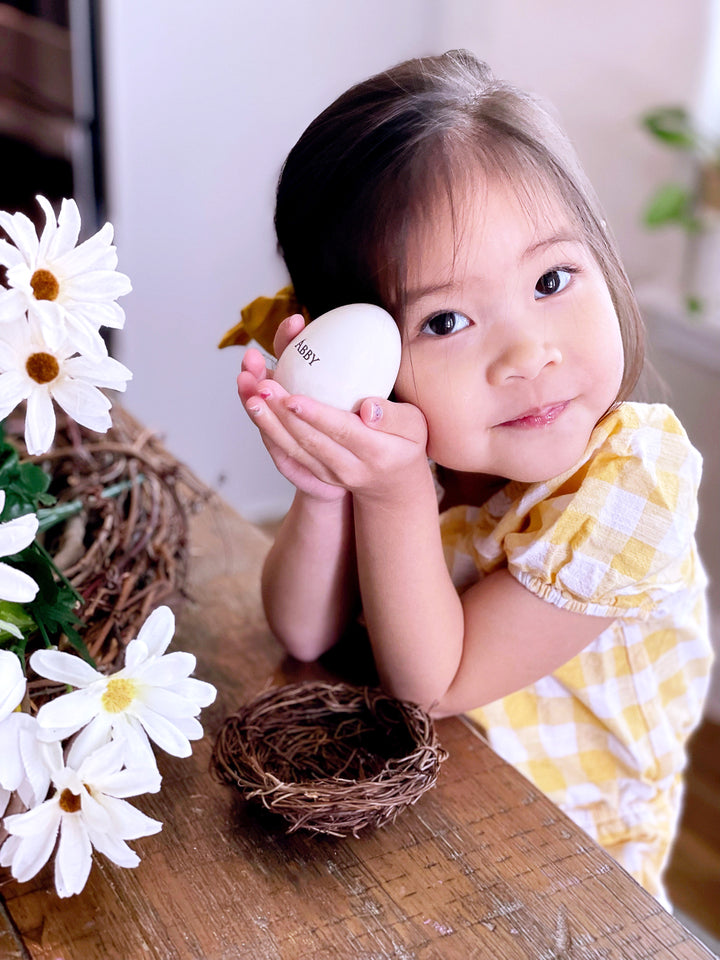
218 285 311 358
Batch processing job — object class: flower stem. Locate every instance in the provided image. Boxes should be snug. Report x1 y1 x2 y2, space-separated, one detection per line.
36 475 146 533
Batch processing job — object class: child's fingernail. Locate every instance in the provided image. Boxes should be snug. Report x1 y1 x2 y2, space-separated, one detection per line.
248 404 262 416
370 402 383 422
258 388 272 399
288 401 302 414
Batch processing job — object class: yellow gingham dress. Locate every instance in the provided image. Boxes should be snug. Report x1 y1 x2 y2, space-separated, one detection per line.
440 402 712 900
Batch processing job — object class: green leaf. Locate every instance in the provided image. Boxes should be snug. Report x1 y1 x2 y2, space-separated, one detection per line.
0 440 53 521
0 600 36 636
642 106 698 150
643 183 698 229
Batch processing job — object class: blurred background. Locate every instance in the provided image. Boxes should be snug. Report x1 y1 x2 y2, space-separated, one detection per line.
2 1 720 933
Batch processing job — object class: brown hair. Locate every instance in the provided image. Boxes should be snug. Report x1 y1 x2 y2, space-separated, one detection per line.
275 49 644 400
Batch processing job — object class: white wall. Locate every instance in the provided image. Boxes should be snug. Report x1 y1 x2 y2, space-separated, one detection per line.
101 0 437 521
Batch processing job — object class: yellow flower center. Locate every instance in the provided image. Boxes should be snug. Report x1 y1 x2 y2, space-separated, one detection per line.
25 352 60 384
101 677 137 713
59 788 82 813
30 268 60 301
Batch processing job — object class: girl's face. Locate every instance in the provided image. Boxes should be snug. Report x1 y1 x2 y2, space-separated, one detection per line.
394 176 625 484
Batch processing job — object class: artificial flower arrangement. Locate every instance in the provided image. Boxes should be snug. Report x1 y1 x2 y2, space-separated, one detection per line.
0 196 216 897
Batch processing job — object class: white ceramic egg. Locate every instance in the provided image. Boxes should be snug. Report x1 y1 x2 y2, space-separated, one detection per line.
273 303 401 411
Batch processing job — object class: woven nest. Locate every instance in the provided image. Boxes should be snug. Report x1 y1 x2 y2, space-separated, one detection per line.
211 681 448 837
6 404 209 708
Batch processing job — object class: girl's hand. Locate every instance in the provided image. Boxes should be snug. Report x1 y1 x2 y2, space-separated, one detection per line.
245 387 429 505
238 314 348 502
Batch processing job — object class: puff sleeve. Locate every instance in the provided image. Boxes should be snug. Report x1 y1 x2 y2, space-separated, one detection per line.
504 405 703 620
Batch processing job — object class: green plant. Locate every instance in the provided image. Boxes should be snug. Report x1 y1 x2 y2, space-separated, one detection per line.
641 106 720 231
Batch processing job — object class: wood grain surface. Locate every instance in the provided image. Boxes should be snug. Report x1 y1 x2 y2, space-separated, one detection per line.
1 491 716 960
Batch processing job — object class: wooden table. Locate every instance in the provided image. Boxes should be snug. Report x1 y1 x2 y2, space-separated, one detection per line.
1 491 716 959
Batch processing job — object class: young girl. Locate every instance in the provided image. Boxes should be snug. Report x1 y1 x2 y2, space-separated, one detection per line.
230 50 712 904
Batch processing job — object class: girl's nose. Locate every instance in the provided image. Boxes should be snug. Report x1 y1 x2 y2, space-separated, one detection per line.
486 335 563 385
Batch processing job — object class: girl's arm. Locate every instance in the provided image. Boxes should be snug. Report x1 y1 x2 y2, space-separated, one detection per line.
261 489 358 661
353 470 613 715
238 319 361 660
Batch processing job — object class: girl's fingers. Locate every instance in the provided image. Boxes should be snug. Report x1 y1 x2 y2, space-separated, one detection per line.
274 313 305 357
359 397 428 446
237 370 260 404
248 392 358 478
240 347 268 379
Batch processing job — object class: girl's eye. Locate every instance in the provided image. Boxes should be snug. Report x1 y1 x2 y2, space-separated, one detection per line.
421 311 472 337
534 268 574 299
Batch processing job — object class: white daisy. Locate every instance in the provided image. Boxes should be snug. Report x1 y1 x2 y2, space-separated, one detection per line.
0 196 131 360
0 490 39 632
30 606 217 771
1 737 162 897
0 317 132 455
0 650 52 816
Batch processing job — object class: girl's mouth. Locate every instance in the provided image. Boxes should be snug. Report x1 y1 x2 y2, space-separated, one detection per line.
497 401 570 429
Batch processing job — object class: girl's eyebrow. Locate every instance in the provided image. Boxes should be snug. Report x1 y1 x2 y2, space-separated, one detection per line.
405 278 458 306
521 233 584 261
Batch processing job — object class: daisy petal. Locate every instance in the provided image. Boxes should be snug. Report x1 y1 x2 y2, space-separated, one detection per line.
55 222 115 274
64 269 132 301
0 512 39 556
0 835 20 868
52 379 111 433
18 720 53 805
55 813 92 897
138 651 196 686
0 238 25 269
5 807 60 882
36 195 59 262
36 688 102 734
30 649 101 687
24 387 56 455
98 795 162 840
0 650 26 718
47 198 81 260
60 312 108 360
4 796 60 838
65 354 132 389
79 787 113 834
140 685 201 719
74 300 126 329
132 705 192 758
0 370 29 419
93 764 161 799
124 638 149 671
0 713 25 790
29 298 66 345
0 210 39 260
65 713 113 767
86 828 139 868
0 287 28 323
169 678 217 708
135 606 175 657
0 562 39 603
167 714 204 740
119 717 157 770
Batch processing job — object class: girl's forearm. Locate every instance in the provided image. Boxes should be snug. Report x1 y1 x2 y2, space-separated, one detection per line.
261 490 358 660
352 469 465 710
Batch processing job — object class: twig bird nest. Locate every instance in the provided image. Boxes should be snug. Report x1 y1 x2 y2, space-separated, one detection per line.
211 681 448 837
9 405 209 705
